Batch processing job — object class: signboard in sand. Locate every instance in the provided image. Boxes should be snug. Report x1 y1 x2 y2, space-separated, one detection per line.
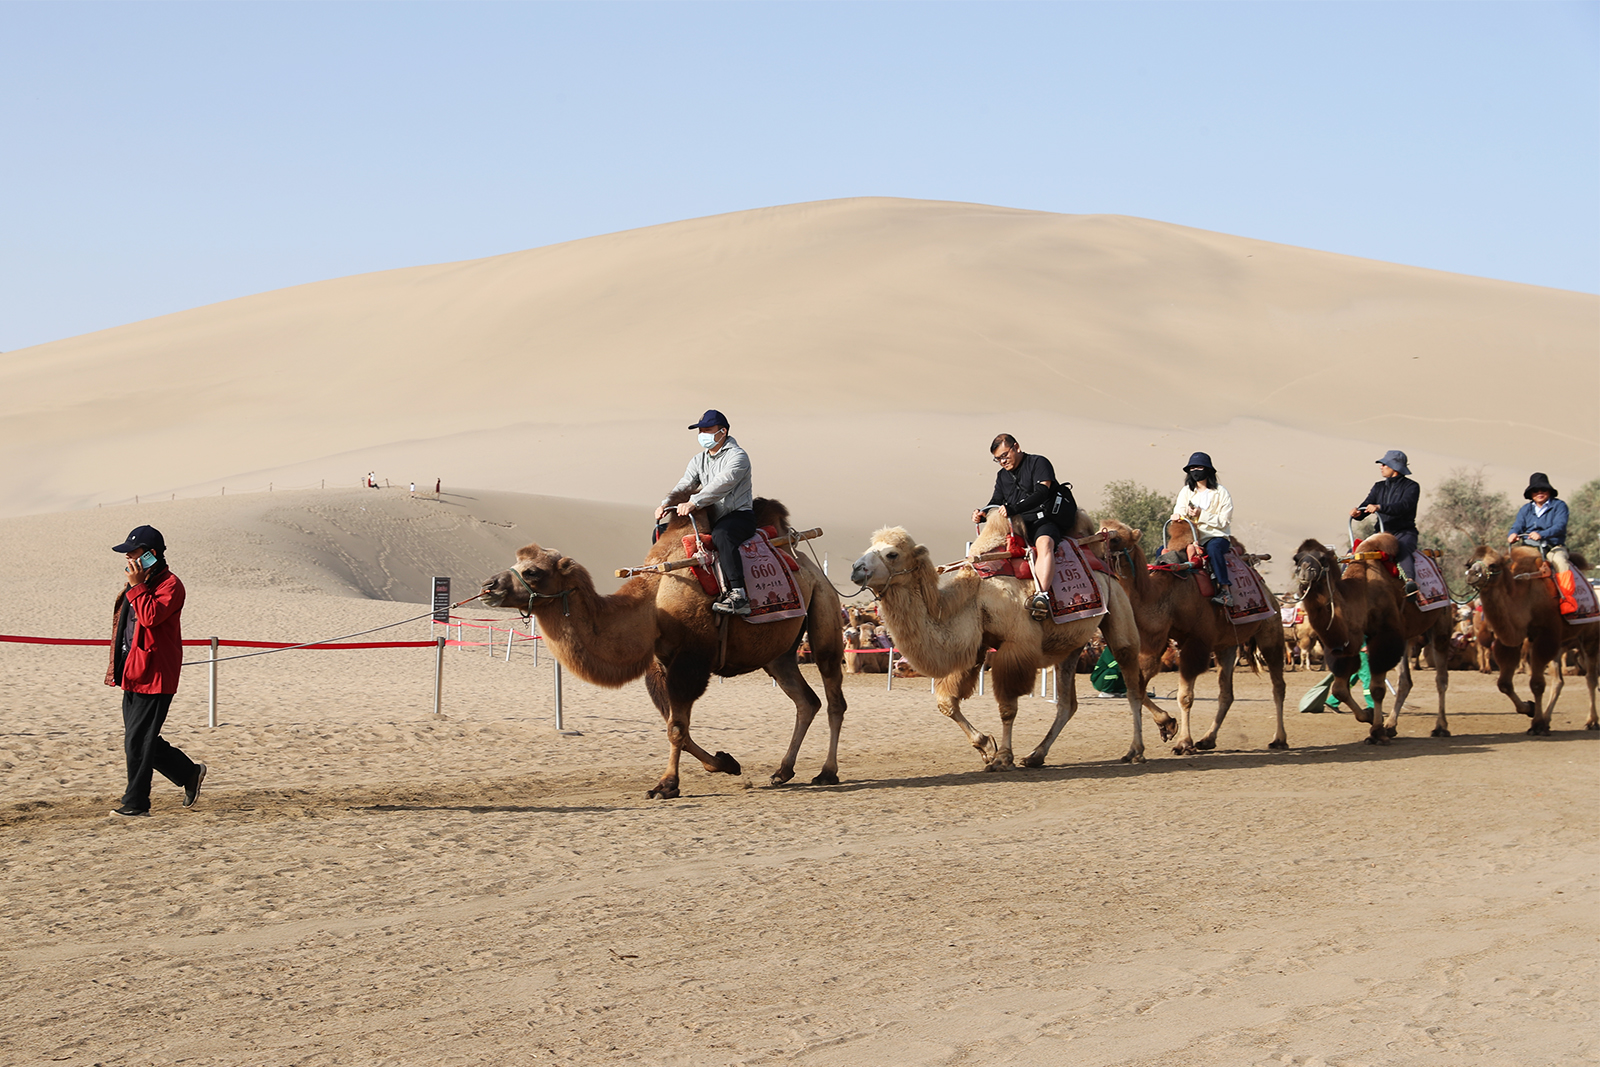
433 576 451 623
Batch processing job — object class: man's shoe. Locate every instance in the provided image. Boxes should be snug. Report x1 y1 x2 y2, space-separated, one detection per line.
184 763 207 808
111 805 149 818
1027 592 1051 621
712 592 751 617
1211 589 1233 608
1404 580 1419 595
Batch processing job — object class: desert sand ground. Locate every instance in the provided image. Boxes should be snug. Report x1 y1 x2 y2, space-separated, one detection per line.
2 489 1596 1066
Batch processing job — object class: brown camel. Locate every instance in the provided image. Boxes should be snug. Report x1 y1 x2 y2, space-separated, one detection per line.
849 520 1150 768
1094 519 1288 754
844 607 890 674
1464 544 1598 733
479 498 849 798
1288 536 1453 741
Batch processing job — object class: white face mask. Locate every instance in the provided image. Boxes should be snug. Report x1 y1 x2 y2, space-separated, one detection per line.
698 432 718 449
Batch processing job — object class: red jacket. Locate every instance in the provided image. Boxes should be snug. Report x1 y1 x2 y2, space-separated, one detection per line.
104 568 186 694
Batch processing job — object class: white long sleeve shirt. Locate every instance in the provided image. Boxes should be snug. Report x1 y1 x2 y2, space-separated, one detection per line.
1171 484 1233 541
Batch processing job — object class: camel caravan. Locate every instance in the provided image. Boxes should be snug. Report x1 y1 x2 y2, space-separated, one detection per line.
479 420 1597 798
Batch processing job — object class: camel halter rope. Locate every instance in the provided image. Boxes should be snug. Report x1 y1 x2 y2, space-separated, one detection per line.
177 591 487 668
506 565 572 618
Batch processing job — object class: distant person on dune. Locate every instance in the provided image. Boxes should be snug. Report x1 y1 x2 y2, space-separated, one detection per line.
1351 450 1419 593
657 409 755 617
105 525 205 817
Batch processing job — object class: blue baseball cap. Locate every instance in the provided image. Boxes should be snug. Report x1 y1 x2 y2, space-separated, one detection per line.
688 409 729 430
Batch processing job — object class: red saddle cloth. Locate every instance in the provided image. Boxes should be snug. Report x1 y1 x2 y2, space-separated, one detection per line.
680 525 799 596
973 534 1109 580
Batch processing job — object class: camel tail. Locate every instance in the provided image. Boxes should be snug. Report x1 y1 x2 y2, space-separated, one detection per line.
1241 638 1264 676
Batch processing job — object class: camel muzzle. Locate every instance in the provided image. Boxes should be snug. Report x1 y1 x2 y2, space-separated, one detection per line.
849 560 873 587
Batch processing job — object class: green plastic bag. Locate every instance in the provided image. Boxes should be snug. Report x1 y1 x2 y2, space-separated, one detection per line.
1090 647 1127 695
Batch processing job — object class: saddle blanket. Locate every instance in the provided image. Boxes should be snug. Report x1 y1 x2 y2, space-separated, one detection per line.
737 531 807 624
680 527 804 624
1411 553 1451 613
1562 570 1600 625
1043 538 1107 625
1221 553 1277 626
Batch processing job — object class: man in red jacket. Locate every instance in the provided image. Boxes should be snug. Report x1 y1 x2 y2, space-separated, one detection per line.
106 525 205 817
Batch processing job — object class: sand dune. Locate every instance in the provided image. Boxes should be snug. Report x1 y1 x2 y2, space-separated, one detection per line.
3 198 1594 579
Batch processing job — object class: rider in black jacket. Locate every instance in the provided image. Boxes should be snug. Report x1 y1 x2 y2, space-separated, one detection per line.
973 434 1076 620
1351 449 1420 592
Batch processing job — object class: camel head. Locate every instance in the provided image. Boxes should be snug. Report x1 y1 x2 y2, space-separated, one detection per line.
1097 518 1143 575
1463 544 1507 590
850 527 929 593
1291 539 1338 598
480 543 585 613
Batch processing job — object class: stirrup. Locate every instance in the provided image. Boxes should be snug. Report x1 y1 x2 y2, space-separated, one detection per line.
1027 592 1051 620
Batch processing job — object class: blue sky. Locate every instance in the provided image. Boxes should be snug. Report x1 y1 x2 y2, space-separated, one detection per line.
2 1 1595 352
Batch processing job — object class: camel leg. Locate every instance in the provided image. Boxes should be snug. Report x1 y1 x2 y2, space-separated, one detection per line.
1193 647 1237 751
1022 662 1077 768
1543 653 1567 718
935 666 996 763
1171 640 1210 754
1430 632 1452 738
763 654 823 787
647 655 742 800
1139 646 1177 742
1111 633 1149 764
984 654 1037 771
1364 669 1393 745
1526 653 1552 735
1580 636 1599 730
1493 641 1535 721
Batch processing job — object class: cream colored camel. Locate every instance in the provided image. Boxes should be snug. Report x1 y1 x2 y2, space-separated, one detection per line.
479 498 849 798
849 523 1149 768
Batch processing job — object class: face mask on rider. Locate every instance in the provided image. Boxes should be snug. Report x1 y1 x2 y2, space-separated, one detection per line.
698 432 718 449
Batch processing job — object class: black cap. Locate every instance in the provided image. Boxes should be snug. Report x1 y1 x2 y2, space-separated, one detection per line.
112 525 165 553
688 409 729 431
1524 472 1558 500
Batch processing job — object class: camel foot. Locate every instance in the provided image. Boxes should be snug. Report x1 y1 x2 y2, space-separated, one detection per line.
1157 722 1178 743
1527 722 1551 736
1431 727 1451 738
810 768 840 786
983 752 1017 772
646 778 680 800
1586 721 1599 731
1121 750 1147 765
971 734 997 760
1363 734 1390 746
709 751 742 776
769 766 795 787
1353 707 1374 724
1518 701 1536 719
1384 725 1398 739
1268 739 1289 750
1020 752 1046 769
1194 736 1217 752
1172 741 1198 756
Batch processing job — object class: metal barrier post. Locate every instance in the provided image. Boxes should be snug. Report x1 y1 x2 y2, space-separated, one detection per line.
504 626 514 662
531 618 539 667
979 664 985 696
886 653 893 691
433 636 445 715
553 662 565 730
208 637 218 728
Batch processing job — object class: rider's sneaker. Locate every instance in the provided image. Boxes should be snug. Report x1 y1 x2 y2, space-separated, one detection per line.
1211 588 1233 608
1027 592 1051 620
1404 580 1419 595
712 592 752 616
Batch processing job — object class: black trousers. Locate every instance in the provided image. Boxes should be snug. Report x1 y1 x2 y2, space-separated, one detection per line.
711 509 759 591
121 690 197 810
1391 529 1418 581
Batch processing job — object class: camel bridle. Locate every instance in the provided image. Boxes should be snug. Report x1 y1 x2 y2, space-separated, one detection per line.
507 564 572 618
